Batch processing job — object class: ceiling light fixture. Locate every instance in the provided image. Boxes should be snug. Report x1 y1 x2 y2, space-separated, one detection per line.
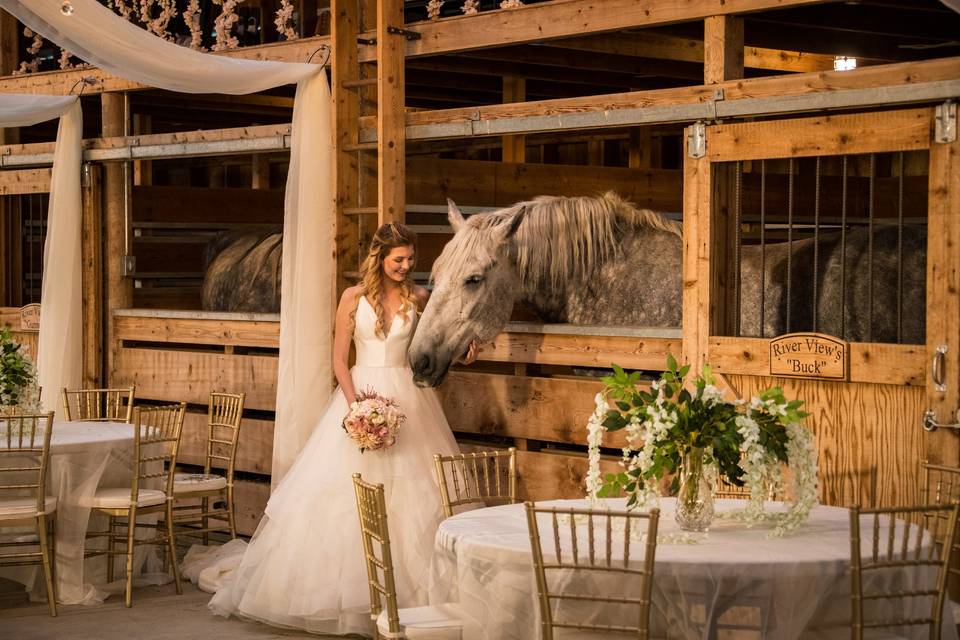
833 56 857 71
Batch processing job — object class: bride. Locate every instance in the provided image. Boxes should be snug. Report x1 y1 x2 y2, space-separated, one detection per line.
209 222 474 634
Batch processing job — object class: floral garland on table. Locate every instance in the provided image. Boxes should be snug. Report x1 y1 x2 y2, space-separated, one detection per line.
585 356 819 537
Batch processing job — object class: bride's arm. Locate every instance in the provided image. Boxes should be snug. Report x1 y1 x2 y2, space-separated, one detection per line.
334 287 360 406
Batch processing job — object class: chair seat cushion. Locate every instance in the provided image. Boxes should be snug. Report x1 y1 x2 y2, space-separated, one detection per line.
173 473 227 494
0 496 57 521
376 603 463 640
88 488 165 509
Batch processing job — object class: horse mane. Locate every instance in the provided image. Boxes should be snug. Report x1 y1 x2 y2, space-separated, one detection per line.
433 192 680 290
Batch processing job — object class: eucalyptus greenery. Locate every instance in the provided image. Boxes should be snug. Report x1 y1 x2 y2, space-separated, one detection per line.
593 355 809 507
0 327 38 409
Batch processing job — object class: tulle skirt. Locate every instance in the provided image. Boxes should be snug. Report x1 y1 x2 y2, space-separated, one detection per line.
207 364 460 635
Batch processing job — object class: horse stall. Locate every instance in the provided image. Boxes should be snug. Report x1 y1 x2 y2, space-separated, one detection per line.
0 0 958 537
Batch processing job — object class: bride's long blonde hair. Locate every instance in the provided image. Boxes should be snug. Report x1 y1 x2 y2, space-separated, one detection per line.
356 222 419 339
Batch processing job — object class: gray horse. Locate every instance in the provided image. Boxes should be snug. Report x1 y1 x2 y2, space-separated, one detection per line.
201 227 282 313
409 192 925 387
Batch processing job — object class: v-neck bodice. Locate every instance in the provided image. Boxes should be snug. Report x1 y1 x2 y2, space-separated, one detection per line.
353 295 416 368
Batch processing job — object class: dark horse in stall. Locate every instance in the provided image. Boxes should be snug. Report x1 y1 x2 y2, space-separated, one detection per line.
201 226 282 313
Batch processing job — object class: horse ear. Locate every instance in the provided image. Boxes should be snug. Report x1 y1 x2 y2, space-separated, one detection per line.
497 205 526 243
447 199 466 233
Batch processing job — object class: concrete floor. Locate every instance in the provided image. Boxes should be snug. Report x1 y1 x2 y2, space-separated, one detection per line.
0 579 369 640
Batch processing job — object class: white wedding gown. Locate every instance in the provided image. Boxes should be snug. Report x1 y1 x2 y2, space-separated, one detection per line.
208 296 461 635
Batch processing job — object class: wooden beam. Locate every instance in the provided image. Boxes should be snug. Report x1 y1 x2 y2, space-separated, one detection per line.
0 168 50 195
81 164 102 388
502 76 526 163
704 15 744 84
477 332 681 371
682 136 711 371
377 0 406 224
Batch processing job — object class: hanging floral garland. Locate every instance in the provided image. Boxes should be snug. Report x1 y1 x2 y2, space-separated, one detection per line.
108 0 135 20
461 0 480 15
183 0 204 50
213 0 242 51
58 48 75 70
14 28 43 75
500 0 524 8
139 0 178 41
427 0 444 20
275 0 298 41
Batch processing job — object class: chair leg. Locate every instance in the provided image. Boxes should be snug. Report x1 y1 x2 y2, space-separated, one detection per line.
37 515 57 617
165 502 183 595
106 515 115 583
227 487 237 539
201 497 209 547
124 508 137 608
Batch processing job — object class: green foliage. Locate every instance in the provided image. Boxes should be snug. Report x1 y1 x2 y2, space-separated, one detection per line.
0 327 36 407
597 354 808 500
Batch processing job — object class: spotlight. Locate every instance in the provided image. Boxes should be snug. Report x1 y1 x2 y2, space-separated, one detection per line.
833 56 857 71
60 1 74 16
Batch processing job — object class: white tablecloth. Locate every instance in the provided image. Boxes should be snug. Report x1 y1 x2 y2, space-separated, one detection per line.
0 420 158 605
430 498 958 640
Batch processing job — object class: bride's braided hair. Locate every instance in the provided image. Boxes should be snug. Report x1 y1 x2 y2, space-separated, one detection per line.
356 222 419 339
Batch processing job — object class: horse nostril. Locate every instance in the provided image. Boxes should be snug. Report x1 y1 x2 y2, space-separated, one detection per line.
414 353 432 375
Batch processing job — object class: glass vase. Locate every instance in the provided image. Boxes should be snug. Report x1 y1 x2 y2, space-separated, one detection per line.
675 446 715 532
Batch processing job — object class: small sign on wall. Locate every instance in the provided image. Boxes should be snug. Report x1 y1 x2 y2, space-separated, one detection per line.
769 332 848 381
19 304 40 331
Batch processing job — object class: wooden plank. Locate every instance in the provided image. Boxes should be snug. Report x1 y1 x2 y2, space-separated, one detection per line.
681 146 711 371
479 332 680 370
515 449 620 502
502 77 526 163
114 315 280 349
724 374 925 510
438 371 634 448
133 185 284 223
0 169 51 195
177 411 274 476
112 347 278 411
377 0 406 224
925 125 960 467
81 164 102 388
708 337 925 386
704 15 744 85
233 478 270 537
707 108 932 160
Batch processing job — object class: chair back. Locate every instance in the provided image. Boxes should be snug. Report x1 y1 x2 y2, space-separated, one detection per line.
352 473 401 634
61 386 136 423
204 392 245 480
849 502 960 640
434 447 517 518
921 462 960 585
0 412 54 517
525 502 660 640
130 403 186 504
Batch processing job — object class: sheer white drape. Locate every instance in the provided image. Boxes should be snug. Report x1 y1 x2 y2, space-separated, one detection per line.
0 94 82 412
0 0 334 486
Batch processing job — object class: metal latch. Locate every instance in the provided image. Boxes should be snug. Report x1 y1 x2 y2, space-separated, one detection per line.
687 121 706 159
935 101 956 144
121 255 136 278
923 408 960 432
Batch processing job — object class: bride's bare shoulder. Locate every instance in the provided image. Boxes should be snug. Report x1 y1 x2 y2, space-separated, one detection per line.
339 285 364 311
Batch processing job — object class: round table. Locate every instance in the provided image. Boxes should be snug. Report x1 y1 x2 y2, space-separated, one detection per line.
429 498 958 640
1 421 143 605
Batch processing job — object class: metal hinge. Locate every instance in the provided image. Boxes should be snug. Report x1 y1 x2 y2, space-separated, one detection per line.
81 163 92 188
386 26 421 40
687 121 706 158
121 255 136 278
935 101 957 144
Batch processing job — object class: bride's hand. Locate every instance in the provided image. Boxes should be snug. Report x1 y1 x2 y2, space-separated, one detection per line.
460 340 479 365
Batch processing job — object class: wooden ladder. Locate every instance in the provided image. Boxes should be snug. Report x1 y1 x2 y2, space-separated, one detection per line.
332 0 411 295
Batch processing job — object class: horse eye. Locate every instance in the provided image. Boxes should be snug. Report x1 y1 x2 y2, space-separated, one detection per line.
464 274 484 286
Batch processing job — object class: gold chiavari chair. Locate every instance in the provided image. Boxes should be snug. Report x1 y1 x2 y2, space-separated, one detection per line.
0 411 57 616
525 502 660 640
352 474 463 639
171 392 245 544
84 403 186 607
921 461 960 589
849 502 960 640
61 386 136 423
433 447 517 518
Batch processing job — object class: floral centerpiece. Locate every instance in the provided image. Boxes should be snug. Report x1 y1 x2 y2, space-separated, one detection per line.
342 388 406 453
586 356 818 536
0 327 40 415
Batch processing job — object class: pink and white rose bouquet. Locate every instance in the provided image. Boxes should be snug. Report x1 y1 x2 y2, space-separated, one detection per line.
342 388 406 452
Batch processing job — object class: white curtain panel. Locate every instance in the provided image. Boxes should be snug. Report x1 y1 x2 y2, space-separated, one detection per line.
0 94 82 413
0 0 335 487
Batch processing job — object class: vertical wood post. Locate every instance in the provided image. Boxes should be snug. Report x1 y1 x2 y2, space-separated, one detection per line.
81 163 103 388
629 128 657 169
101 93 131 385
704 15 744 85
925 124 960 466
0 10 19 78
377 0 405 224
502 76 526 163
682 133 712 373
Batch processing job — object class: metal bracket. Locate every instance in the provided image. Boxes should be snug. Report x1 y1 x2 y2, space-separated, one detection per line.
935 101 957 144
923 408 960 432
386 26 421 40
357 36 376 45
121 255 136 278
709 88 725 121
687 121 706 158
81 163 92 188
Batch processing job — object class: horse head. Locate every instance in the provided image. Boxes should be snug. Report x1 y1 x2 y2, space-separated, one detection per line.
409 199 525 388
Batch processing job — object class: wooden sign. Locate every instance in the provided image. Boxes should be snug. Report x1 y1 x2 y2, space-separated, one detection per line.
769 332 848 381
19 304 40 331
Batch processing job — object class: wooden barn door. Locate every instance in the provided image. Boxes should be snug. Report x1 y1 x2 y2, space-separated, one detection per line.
683 106 957 509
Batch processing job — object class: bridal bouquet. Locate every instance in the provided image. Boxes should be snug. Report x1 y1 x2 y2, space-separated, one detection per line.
342 389 406 452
